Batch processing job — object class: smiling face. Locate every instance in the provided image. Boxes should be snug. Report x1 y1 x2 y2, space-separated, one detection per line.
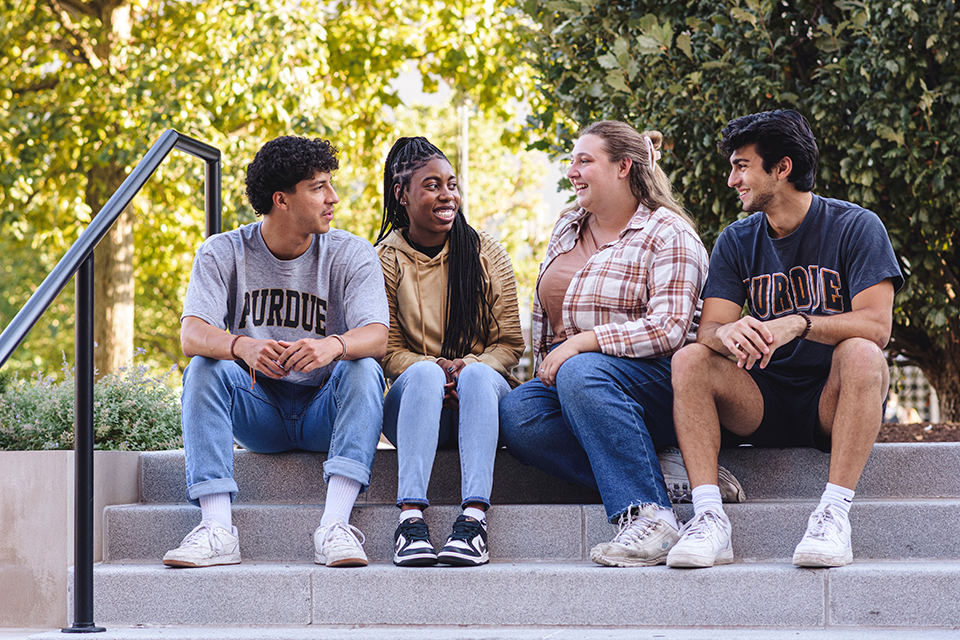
567 134 629 214
398 157 460 247
727 144 779 213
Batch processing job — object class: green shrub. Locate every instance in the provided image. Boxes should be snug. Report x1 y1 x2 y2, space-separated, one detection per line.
0 353 182 451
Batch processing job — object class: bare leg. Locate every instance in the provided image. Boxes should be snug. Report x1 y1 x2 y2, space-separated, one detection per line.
671 344 766 488
817 338 889 490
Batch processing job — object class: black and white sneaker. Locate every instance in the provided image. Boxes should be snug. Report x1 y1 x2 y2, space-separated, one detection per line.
393 518 438 567
437 515 489 566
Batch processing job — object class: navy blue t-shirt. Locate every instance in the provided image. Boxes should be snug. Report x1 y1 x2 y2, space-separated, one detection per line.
703 195 904 371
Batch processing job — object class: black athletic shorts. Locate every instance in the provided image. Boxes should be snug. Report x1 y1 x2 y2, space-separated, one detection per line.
720 363 832 452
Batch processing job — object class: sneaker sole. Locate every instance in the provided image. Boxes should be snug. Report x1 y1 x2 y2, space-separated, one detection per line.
314 554 368 567
437 552 488 566
162 554 241 568
394 553 439 567
589 550 667 567
792 551 853 567
666 547 734 568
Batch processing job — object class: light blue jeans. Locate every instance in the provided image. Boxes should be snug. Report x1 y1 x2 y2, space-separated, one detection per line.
382 360 510 509
499 352 676 522
180 356 385 504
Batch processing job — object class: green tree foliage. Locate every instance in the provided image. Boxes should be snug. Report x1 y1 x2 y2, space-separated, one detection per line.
0 0 537 381
523 0 960 420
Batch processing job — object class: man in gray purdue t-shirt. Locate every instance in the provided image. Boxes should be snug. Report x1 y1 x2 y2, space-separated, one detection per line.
163 136 389 569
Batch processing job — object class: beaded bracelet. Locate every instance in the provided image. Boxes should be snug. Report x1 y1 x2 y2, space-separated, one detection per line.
798 311 812 340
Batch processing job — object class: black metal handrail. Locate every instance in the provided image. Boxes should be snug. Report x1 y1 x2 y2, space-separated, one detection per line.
0 129 221 633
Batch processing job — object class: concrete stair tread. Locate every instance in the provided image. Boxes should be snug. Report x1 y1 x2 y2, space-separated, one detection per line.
138 443 960 504
30 626 960 639
75 559 960 628
103 500 956 563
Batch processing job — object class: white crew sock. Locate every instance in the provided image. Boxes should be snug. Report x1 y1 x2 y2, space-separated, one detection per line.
462 506 486 523
818 482 855 517
654 507 679 531
691 484 723 517
399 508 424 524
320 475 362 528
199 492 232 530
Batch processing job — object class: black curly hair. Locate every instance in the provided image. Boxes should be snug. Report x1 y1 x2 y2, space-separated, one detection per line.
376 136 494 360
719 109 819 192
245 136 339 216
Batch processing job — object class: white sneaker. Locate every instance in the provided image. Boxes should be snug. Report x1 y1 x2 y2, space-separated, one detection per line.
162 519 240 568
792 504 853 567
658 448 746 503
666 508 733 568
590 504 679 567
313 518 368 567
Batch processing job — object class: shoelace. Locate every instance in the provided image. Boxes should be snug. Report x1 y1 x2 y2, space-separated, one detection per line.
612 511 658 544
805 508 839 539
181 524 224 552
400 519 431 541
683 511 723 541
322 521 365 548
448 517 484 541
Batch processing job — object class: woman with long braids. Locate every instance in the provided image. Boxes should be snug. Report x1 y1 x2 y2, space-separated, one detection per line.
499 121 731 567
376 136 524 567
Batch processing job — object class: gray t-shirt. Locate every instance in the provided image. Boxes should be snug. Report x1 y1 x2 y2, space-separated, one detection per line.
182 221 389 386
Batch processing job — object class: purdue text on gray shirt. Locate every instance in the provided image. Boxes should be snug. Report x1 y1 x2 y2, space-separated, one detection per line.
182 222 389 387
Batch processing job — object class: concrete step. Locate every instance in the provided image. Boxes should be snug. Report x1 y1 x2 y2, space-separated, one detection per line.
103 499 956 563
26 628 960 640
138 443 960 505
72 559 960 629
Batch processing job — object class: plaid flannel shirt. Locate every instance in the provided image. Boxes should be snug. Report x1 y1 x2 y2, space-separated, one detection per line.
532 205 708 367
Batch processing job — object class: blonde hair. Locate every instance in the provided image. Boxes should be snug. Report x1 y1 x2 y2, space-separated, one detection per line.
578 121 697 231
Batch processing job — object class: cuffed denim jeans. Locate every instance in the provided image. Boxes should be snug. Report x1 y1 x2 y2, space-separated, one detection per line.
499 352 676 522
382 360 510 509
180 356 385 504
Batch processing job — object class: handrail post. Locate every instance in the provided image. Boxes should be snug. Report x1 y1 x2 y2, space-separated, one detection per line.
205 157 221 237
63 254 104 633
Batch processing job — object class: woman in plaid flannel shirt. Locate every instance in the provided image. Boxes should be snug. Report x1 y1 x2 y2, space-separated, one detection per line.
499 120 709 567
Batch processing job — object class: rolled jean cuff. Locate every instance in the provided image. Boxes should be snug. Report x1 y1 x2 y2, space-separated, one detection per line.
396 498 430 509
460 495 491 510
323 456 373 492
186 478 239 507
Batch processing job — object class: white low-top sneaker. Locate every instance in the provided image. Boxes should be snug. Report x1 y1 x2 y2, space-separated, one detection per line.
792 504 853 567
590 504 680 567
666 508 734 568
162 519 241 568
313 518 369 567
658 448 746 504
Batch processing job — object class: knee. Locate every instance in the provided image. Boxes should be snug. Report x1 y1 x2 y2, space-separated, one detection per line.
832 338 888 387
671 343 716 389
337 357 386 392
182 356 235 388
554 352 605 391
457 362 497 388
403 359 447 387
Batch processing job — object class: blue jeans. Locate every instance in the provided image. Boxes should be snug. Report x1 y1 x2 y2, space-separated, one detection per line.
499 352 676 522
180 356 385 504
382 360 510 509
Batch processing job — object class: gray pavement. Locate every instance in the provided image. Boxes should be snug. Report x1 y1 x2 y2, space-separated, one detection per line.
19 626 960 640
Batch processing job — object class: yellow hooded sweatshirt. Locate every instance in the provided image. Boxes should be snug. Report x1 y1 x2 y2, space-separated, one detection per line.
377 228 525 386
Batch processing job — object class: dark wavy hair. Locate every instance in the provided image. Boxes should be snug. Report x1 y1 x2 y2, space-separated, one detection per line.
375 136 492 359
719 109 819 192
245 136 339 216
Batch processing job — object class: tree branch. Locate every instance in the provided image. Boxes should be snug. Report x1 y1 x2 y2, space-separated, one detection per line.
11 78 60 94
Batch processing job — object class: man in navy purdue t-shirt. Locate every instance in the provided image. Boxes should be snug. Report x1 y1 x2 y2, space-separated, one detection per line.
666 110 903 569
163 136 389 569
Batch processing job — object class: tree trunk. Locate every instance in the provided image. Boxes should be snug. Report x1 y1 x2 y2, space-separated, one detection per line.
85 164 133 378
